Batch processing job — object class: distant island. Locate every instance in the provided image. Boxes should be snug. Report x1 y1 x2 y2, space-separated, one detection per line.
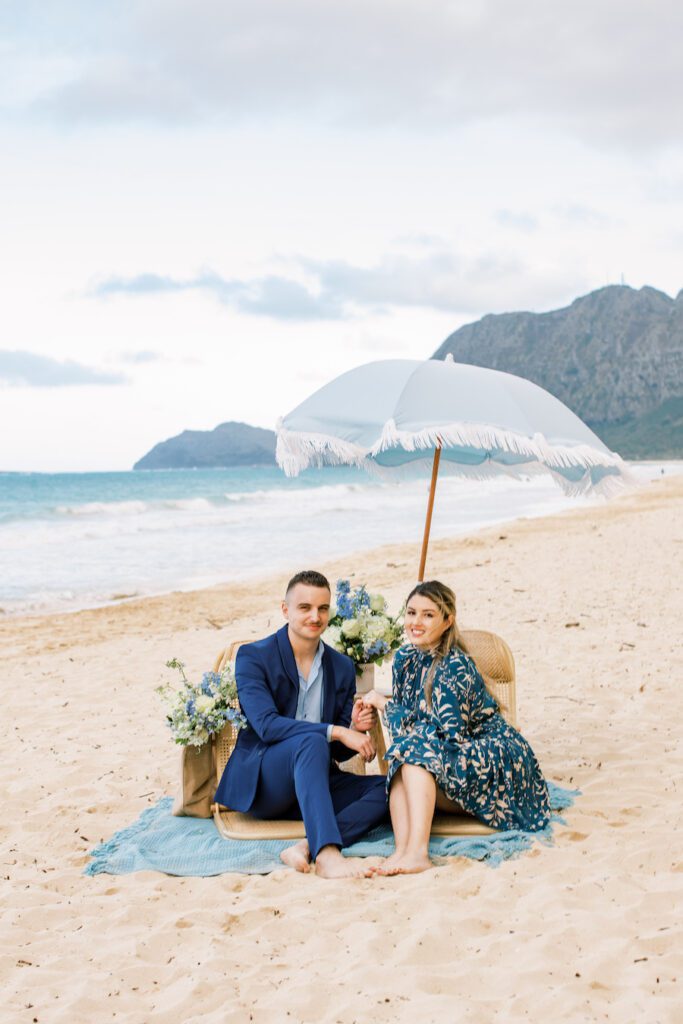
134 284 683 468
133 421 276 470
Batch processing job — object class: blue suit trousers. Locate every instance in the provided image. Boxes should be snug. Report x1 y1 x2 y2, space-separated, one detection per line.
248 732 388 860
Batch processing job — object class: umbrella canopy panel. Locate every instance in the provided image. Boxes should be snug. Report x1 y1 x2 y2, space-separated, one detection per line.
277 358 628 495
277 359 417 451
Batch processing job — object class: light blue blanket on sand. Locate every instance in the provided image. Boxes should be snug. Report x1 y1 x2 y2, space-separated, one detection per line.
85 782 578 877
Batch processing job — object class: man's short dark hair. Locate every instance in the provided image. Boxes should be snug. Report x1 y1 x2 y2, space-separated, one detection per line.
285 570 330 597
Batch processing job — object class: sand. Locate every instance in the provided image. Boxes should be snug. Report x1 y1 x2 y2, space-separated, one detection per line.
2 474 682 1023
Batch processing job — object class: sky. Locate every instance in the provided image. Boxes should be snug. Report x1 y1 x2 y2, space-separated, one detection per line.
1 0 682 472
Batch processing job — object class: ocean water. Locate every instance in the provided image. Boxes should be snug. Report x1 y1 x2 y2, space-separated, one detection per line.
1 462 679 616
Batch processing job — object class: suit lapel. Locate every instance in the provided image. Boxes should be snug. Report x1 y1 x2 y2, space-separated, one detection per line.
276 626 300 691
321 643 337 723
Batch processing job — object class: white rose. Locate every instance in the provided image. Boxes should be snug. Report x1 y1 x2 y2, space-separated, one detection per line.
370 594 386 613
195 695 214 714
366 615 390 639
341 618 362 639
324 625 343 650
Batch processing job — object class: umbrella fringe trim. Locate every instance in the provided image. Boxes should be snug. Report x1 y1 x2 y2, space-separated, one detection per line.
275 420 634 496
275 423 369 477
545 465 632 498
369 457 632 497
371 418 625 472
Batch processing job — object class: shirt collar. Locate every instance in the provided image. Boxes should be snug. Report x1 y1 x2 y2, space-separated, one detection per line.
297 641 324 687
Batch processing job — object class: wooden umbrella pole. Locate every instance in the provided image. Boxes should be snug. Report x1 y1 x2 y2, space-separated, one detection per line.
418 445 442 581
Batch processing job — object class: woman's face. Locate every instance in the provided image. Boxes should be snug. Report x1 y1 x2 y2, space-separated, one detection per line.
404 593 454 650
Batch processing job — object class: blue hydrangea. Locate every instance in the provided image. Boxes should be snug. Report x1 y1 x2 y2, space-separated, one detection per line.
201 671 220 696
335 579 374 618
364 639 390 659
185 698 196 717
335 579 355 619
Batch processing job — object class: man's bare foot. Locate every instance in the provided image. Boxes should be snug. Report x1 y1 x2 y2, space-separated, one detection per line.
280 839 311 873
314 846 373 879
376 853 433 875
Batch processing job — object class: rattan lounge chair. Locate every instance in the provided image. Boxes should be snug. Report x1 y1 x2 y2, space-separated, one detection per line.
211 629 516 840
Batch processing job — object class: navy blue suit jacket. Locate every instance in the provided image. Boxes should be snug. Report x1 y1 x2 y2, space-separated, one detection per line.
214 625 357 811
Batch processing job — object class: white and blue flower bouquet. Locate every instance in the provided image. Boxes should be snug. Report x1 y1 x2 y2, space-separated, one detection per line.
157 658 246 747
324 579 403 671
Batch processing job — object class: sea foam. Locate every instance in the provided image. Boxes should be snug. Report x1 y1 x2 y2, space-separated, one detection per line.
1 462 679 616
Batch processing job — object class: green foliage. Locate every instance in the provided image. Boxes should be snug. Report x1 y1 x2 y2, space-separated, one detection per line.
590 397 683 459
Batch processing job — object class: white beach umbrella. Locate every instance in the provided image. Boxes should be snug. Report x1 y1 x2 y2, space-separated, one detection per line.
276 356 629 579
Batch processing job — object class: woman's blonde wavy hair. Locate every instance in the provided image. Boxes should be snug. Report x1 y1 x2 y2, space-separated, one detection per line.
406 580 469 707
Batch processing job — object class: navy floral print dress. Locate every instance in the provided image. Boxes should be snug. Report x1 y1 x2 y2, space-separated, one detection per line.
383 645 550 832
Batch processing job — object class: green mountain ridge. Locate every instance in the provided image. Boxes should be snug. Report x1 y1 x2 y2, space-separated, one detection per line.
590 397 683 460
433 284 683 458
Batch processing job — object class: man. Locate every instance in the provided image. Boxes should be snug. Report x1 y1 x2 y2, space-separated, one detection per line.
214 570 387 878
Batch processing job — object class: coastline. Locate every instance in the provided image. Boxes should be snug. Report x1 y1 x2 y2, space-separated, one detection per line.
2 470 680 646
3 459 680 619
3 473 682 1022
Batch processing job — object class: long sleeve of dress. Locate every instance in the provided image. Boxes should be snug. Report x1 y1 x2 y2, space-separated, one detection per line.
382 649 416 740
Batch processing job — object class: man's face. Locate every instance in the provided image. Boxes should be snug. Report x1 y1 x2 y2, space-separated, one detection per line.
282 583 331 643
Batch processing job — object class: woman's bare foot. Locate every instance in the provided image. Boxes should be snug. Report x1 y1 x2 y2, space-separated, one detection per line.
314 846 373 879
370 850 406 875
280 839 311 873
376 853 433 875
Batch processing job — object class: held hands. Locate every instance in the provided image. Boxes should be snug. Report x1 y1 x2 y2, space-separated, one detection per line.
360 689 389 712
332 690 388 762
351 696 377 733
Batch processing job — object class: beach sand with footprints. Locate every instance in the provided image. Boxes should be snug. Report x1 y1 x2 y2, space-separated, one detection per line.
2 474 681 1023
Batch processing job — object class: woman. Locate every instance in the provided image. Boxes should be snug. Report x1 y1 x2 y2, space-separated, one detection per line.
362 580 550 874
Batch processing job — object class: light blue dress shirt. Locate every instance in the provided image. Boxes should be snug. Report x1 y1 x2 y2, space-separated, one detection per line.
295 642 333 741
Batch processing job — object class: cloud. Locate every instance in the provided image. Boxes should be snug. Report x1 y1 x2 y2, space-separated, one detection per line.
299 242 591 317
116 350 164 364
553 204 614 228
0 350 128 387
95 273 181 298
90 244 581 320
11 0 682 151
495 210 539 233
91 270 344 320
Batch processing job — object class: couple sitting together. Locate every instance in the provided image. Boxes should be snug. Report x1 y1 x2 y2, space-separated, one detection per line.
214 570 551 878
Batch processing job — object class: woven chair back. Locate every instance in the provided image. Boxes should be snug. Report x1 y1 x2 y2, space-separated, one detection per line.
212 641 245 784
460 629 517 727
